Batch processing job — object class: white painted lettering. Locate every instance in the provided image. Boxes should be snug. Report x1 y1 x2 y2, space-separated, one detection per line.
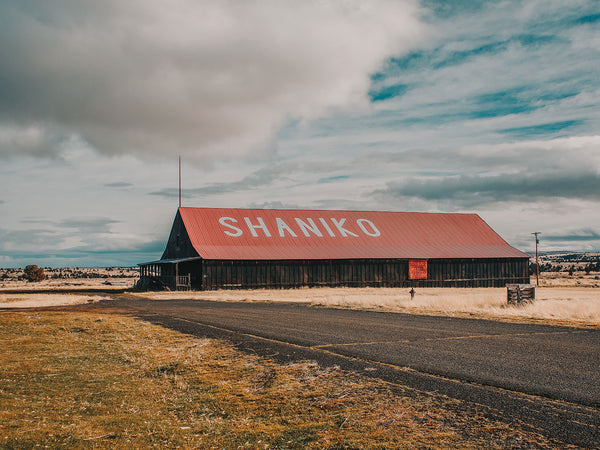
318 218 336 237
356 219 381 237
330 218 359 237
221 215 380 239
244 217 271 237
295 218 323 237
219 217 243 237
276 218 297 237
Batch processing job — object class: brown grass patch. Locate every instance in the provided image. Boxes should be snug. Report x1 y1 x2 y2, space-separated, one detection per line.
0 312 557 448
0 293 105 308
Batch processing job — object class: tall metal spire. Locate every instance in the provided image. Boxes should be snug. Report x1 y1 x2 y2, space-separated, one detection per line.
178 155 182 208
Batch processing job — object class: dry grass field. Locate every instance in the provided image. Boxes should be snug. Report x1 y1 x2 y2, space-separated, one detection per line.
0 311 558 448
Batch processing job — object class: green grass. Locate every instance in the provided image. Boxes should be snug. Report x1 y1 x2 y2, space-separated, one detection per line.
1 311 556 448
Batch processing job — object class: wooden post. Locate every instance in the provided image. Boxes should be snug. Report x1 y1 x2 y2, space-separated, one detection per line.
532 232 541 286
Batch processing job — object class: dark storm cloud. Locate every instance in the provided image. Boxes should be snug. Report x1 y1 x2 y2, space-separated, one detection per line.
58 218 120 234
373 171 600 208
362 138 596 176
104 182 134 189
149 165 291 198
0 0 424 161
543 229 600 242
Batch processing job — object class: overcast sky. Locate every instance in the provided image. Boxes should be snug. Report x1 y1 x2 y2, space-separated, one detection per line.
1 0 599 268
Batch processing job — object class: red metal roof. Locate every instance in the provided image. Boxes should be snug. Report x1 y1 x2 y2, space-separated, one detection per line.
178 207 529 260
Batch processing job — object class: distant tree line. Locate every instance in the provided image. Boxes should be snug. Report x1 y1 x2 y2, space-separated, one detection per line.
530 260 600 274
0 267 138 282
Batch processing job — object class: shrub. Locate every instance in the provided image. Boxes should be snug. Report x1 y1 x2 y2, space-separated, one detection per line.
23 265 47 282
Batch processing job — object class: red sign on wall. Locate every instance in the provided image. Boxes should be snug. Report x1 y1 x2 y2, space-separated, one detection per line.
409 260 428 280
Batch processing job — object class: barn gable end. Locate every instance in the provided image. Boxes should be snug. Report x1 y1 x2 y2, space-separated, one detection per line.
161 209 198 260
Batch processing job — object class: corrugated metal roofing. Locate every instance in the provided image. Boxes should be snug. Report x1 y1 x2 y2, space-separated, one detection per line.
178 207 529 260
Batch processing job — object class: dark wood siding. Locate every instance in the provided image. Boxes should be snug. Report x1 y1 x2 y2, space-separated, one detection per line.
189 258 529 290
141 257 529 290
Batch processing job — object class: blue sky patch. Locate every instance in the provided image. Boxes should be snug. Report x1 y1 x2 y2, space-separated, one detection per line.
575 13 600 24
369 84 409 102
512 34 560 48
433 42 508 69
498 120 584 138
317 175 350 184
471 88 539 118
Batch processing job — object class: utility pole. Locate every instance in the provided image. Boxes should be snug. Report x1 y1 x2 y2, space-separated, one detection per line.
532 232 541 286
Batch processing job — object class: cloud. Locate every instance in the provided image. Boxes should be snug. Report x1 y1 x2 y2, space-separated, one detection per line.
148 159 348 199
58 217 120 234
0 228 64 250
537 228 600 252
0 218 164 267
0 0 425 162
104 182 134 189
247 200 301 210
149 164 289 198
2 218 121 252
373 171 600 208
543 228 600 242
360 135 600 179
0 123 66 159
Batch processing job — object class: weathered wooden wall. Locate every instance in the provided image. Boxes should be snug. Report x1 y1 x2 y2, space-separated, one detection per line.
181 257 530 290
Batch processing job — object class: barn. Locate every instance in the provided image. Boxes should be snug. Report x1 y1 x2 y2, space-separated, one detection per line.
138 207 530 290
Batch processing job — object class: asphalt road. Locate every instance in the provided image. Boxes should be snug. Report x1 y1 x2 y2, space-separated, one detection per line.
101 296 599 447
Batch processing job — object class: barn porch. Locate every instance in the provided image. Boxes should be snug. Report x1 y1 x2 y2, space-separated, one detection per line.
137 257 201 291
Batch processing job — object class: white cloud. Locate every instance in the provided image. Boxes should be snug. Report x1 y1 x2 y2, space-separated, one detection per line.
0 0 425 162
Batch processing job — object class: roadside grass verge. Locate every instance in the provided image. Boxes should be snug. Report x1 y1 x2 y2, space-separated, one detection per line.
136 285 600 328
1 311 556 448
